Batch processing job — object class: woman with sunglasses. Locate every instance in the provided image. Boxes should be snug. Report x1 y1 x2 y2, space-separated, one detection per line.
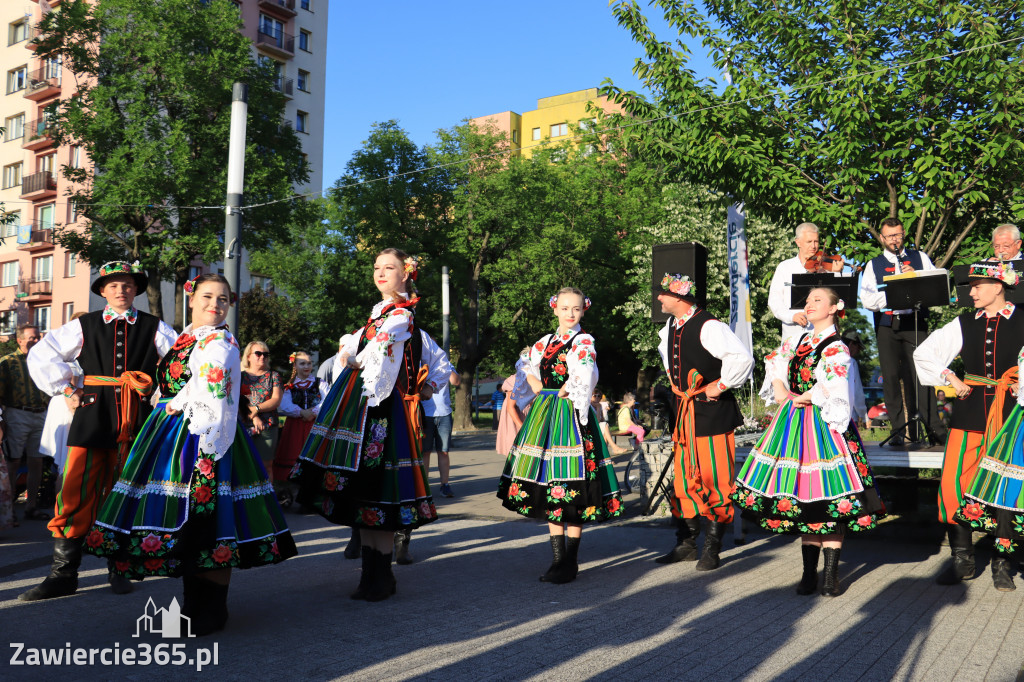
241 342 282 475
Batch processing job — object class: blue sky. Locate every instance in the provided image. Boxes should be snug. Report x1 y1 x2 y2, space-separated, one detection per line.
320 1 716 191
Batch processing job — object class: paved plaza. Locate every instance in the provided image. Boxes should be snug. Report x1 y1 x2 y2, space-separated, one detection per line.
2 432 1023 681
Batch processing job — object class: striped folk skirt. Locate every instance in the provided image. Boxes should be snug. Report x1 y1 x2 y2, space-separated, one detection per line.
84 399 297 579
955 405 1024 555
291 367 437 531
497 390 623 524
731 399 885 534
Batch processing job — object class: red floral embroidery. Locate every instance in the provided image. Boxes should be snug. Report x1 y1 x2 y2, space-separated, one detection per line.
85 529 104 548
585 459 596 471
143 558 164 571
607 498 621 513
193 485 213 504
206 367 224 384
197 458 214 477
856 515 873 527
777 499 792 513
212 544 233 564
555 365 567 376
962 503 984 521
168 361 184 379
140 533 163 553
766 519 782 529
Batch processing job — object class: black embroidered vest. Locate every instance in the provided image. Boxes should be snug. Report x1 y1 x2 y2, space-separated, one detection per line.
357 304 422 398
668 309 743 437
68 310 163 449
539 331 581 390
953 307 1024 432
287 378 321 410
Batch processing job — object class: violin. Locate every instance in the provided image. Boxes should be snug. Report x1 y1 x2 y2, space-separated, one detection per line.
803 251 864 273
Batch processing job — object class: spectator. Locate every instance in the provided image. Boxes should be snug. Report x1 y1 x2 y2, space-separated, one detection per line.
616 392 646 444
240 341 282 474
0 324 49 521
491 387 504 430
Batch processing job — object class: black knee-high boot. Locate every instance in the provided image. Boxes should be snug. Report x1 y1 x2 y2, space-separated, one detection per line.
540 535 566 582
936 525 976 585
655 517 698 563
344 527 362 559
350 546 374 600
189 578 229 636
696 520 727 571
18 538 83 601
550 536 580 584
821 547 841 597
796 544 820 595
366 548 396 602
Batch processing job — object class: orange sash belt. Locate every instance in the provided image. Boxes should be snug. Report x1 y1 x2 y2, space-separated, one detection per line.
670 369 724 519
965 367 1020 445
402 364 431 438
83 371 155 468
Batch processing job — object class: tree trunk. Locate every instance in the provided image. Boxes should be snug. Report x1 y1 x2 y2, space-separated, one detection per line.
145 267 163 321
453 367 477 433
173 267 189 331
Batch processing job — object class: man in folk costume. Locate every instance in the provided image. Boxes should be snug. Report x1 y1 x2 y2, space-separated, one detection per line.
19 261 177 601
655 273 753 570
914 262 1022 588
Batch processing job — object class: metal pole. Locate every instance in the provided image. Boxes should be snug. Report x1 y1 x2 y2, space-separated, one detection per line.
224 82 248 333
441 266 450 356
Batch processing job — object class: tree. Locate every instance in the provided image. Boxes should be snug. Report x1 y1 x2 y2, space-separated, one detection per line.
602 0 1024 268
35 0 308 324
237 289 316 373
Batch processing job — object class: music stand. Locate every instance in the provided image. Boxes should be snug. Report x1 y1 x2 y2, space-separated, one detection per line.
950 263 1024 307
790 274 859 310
878 270 950 446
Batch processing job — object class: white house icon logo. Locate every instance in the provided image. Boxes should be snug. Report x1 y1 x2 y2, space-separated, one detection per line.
134 597 195 638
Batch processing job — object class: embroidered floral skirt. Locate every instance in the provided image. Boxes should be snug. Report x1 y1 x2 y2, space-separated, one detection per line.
83 399 297 579
273 416 314 482
955 403 1024 555
291 367 437 531
497 390 623 524
731 399 885 534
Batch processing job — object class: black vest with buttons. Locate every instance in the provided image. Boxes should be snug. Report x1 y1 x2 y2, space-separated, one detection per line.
67 310 163 449
953 306 1024 432
667 308 744 437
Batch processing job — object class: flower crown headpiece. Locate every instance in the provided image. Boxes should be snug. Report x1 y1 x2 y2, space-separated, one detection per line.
549 293 592 310
288 352 297 363
660 273 698 298
968 262 1020 288
98 260 144 277
183 275 237 304
404 256 419 282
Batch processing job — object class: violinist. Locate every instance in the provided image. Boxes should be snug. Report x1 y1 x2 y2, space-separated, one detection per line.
859 217 944 447
768 222 845 343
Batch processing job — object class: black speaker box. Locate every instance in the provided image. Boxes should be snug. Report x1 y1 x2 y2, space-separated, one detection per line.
651 242 707 323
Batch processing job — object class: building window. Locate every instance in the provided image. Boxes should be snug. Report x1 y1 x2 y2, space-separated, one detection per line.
4 114 24 142
34 255 53 282
4 212 19 239
259 15 283 39
0 311 15 335
250 274 272 291
63 302 74 324
299 30 310 52
295 111 307 133
33 306 50 332
6 66 27 94
37 204 55 231
550 123 568 137
1 261 19 287
2 163 21 190
301 0 311 9
531 127 541 141
69 145 82 168
297 69 309 92
189 265 202 280
39 153 55 174
65 251 77 278
511 130 519 144
9 20 29 46
67 200 79 224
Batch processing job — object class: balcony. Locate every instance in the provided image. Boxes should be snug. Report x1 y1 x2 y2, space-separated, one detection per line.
258 0 297 18
20 171 57 200
272 77 294 97
16 278 52 302
17 224 54 252
30 0 62 4
256 29 294 57
22 118 54 151
25 24 41 51
25 65 61 101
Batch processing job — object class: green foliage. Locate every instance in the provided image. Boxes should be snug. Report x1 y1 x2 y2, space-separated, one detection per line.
602 0 1024 270
35 0 308 323
237 289 316 373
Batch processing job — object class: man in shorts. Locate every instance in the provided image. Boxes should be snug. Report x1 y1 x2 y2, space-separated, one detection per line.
424 371 459 498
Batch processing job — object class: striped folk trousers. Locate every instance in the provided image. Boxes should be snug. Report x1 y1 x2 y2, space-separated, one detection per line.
671 431 736 523
937 428 985 525
47 446 119 539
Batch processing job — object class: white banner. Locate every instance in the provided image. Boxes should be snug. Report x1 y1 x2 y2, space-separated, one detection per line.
727 203 754 355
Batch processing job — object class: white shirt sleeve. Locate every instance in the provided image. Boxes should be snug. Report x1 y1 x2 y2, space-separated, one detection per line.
278 387 301 418
28 319 84 396
355 308 414 407
167 329 241 460
759 337 798 403
526 335 548 381
420 331 453 393
564 334 598 425
913 318 963 387
768 258 799 325
154 320 178 357
657 320 671 371
699 319 754 389
859 259 886 312
811 341 853 431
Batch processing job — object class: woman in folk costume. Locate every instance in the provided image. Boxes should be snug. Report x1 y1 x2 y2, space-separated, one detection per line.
497 288 623 584
496 347 535 457
272 351 327 507
84 275 297 635
291 248 445 602
914 262 1023 591
732 287 885 596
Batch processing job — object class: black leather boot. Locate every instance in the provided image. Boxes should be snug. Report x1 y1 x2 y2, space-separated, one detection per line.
18 538 83 601
797 544 820 595
366 548 397 602
696 520 726 571
394 529 414 565
655 517 698 563
550 536 581 584
821 547 842 596
936 525 976 585
540 535 566 582
350 546 374 600
344 527 362 559
991 556 1015 592
189 578 229 636
108 560 134 595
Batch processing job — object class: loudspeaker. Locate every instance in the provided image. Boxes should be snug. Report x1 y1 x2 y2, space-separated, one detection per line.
651 242 707 324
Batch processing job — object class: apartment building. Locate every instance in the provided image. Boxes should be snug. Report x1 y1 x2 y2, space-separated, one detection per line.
469 88 623 159
0 0 327 331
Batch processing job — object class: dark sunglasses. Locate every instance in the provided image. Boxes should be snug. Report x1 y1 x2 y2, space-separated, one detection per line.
252 351 270 358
